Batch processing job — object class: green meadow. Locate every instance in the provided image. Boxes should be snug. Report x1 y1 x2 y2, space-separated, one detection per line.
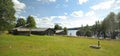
0 34 120 56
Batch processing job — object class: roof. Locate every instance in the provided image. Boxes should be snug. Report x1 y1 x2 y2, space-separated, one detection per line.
55 30 64 33
31 28 48 31
16 28 30 31
13 28 52 31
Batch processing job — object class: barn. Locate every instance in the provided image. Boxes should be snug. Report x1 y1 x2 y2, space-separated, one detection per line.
10 28 54 35
31 28 54 35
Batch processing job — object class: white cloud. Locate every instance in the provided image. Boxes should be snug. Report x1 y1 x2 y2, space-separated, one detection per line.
71 10 84 17
19 16 26 19
113 0 120 10
64 13 68 15
30 15 69 28
12 0 26 18
85 11 95 16
90 0 115 10
31 10 103 28
30 10 104 28
32 15 56 28
89 0 120 22
37 0 56 3
12 0 26 12
59 10 103 28
58 16 67 20
78 0 88 5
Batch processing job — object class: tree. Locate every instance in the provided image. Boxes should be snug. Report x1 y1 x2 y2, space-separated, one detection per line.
107 12 116 32
26 16 36 28
16 18 26 27
64 27 68 35
85 30 93 37
76 25 91 36
94 21 102 37
102 12 116 39
76 29 86 36
116 12 120 30
0 0 16 33
54 24 62 30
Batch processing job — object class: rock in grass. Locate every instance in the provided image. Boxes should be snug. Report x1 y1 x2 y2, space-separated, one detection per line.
89 45 101 49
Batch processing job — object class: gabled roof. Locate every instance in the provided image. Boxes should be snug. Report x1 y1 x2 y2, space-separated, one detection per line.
31 28 49 31
15 28 30 31
55 30 64 33
13 28 53 31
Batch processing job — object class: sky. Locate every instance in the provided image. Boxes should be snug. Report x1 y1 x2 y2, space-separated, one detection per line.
12 0 120 28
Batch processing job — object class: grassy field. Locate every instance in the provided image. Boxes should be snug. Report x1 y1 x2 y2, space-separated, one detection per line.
0 34 120 56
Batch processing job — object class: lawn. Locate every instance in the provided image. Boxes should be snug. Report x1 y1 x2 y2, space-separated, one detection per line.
0 34 120 56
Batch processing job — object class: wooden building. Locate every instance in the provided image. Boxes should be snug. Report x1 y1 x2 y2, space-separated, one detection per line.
55 30 65 35
31 28 54 35
10 28 54 35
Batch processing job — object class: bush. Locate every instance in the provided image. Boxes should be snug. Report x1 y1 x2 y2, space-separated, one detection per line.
85 30 93 37
76 30 86 36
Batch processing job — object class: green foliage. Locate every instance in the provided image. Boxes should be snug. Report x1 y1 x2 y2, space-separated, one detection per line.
102 12 116 32
64 27 68 35
26 16 36 28
54 24 62 30
76 26 86 36
116 12 120 30
76 25 93 37
0 0 16 31
76 30 85 36
16 18 26 27
77 12 120 39
101 12 118 39
85 30 93 37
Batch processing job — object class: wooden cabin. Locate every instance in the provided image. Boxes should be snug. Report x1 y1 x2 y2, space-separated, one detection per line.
10 28 54 35
31 28 54 35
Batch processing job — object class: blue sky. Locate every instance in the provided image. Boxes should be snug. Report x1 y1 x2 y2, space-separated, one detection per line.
12 0 120 28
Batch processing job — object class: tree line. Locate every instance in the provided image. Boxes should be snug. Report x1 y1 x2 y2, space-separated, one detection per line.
77 12 120 39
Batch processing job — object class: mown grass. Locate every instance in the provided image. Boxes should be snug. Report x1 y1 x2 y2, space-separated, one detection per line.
0 34 120 56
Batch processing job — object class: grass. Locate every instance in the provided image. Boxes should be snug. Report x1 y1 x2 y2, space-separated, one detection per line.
0 34 120 56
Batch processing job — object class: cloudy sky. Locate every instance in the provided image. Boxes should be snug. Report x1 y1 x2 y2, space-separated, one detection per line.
12 0 120 28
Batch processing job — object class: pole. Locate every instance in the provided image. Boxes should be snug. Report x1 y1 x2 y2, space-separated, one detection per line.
98 34 100 47
98 40 100 47
28 28 31 36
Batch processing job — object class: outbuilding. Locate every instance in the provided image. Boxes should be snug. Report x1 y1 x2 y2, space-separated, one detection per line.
10 28 54 35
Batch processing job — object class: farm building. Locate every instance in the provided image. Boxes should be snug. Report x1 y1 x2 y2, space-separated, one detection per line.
10 28 54 35
55 30 65 35
31 28 54 35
